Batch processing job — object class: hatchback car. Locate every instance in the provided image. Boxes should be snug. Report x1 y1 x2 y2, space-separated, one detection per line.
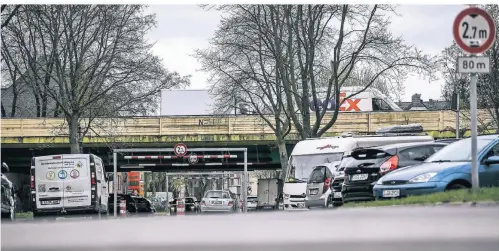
247 196 258 211
200 190 235 213
131 196 155 214
341 142 448 203
305 162 336 208
373 135 499 199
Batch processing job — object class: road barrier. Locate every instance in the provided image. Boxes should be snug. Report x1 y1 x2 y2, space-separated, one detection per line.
177 199 185 216
119 200 126 217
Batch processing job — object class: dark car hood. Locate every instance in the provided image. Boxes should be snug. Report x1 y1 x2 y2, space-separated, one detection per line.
382 161 469 181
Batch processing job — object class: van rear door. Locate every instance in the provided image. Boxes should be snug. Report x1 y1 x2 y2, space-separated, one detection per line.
62 154 92 208
34 155 65 210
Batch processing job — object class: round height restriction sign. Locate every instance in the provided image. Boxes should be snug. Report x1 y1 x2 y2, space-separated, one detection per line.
453 7 496 54
173 143 188 157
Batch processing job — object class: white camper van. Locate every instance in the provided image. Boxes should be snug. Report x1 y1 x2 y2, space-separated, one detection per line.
283 130 433 210
31 154 109 217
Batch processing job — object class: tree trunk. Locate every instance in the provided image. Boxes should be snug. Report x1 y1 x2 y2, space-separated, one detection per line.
67 114 82 154
1 103 6 117
151 172 157 197
10 89 17 117
276 139 289 181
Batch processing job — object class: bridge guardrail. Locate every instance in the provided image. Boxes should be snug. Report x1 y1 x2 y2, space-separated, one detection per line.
0 110 495 140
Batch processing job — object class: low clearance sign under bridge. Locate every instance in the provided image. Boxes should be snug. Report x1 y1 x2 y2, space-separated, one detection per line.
310 92 373 112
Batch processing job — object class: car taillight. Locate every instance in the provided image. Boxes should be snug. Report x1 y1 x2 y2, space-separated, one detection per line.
91 172 96 185
323 178 331 193
379 156 399 174
30 175 35 189
228 201 234 207
201 200 205 206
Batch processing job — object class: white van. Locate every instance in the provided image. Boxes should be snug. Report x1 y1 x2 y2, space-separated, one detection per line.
283 133 434 210
31 154 109 217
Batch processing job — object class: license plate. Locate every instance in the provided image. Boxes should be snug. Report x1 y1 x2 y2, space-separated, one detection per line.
212 201 222 205
351 174 369 181
334 192 342 198
298 203 305 208
41 200 60 205
383 189 400 198
309 189 318 195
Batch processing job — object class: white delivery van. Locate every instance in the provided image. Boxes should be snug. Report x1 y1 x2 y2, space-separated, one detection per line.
256 178 282 210
283 130 433 210
31 154 109 217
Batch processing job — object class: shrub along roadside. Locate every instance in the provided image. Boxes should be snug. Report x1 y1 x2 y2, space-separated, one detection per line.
343 187 499 208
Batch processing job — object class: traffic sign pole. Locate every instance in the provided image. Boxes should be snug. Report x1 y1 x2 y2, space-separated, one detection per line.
470 72 479 192
453 6 496 193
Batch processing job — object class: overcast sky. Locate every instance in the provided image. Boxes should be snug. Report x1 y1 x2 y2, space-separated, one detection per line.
146 4 465 102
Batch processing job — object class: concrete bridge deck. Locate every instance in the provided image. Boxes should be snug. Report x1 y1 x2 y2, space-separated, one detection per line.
1 110 494 147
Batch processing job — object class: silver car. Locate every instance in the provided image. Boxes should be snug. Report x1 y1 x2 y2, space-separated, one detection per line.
247 196 258 211
305 163 336 208
200 190 235 213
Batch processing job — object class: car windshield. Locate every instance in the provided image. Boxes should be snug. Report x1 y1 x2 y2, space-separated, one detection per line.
288 153 343 182
425 138 493 162
185 198 195 203
248 197 257 202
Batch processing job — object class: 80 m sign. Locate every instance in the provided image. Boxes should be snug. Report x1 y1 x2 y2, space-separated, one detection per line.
457 56 490 74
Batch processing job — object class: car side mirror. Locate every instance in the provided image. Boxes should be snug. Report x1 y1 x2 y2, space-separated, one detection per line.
107 173 114 181
484 156 499 165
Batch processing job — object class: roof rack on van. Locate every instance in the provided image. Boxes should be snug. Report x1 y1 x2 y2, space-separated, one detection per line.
375 124 424 135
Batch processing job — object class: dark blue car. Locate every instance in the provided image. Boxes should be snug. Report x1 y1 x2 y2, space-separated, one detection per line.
373 135 499 199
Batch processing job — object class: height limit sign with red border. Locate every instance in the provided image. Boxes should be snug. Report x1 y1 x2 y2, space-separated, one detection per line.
453 7 496 73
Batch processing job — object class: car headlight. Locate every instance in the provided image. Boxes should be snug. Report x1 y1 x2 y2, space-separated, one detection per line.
284 193 290 198
409 172 437 183
376 178 384 185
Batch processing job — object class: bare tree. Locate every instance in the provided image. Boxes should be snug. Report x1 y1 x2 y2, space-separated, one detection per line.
440 4 499 131
196 5 293 178
283 5 436 138
2 5 188 153
1 5 20 29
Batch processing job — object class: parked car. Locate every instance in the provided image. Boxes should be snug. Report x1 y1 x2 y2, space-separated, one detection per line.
200 190 235 213
373 135 499 199
108 194 138 215
435 138 462 144
132 196 155 214
329 165 346 207
341 142 448 203
169 197 199 214
1 163 16 221
247 196 258 211
305 164 335 208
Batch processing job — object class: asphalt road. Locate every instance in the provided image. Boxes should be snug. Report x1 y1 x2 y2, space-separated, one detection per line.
2 206 499 251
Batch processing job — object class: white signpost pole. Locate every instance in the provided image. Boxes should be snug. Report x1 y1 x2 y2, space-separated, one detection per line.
453 6 496 193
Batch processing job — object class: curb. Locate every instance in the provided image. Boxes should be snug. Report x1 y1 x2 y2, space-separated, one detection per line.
387 201 499 208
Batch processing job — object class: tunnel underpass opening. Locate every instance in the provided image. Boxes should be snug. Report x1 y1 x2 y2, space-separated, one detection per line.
112 147 257 217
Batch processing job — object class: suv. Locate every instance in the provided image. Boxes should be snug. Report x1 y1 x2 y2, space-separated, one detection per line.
1 163 16 221
340 142 448 203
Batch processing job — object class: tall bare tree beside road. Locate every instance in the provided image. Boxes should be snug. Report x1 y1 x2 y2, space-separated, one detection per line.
440 4 499 132
197 4 436 174
1 5 188 153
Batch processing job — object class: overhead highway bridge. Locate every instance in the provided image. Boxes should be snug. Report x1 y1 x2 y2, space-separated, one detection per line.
1 110 495 172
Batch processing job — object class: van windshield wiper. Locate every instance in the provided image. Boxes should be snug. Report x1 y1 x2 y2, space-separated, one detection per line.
431 160 452 163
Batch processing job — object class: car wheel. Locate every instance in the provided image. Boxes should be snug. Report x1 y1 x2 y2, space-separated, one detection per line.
446 183 468 191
